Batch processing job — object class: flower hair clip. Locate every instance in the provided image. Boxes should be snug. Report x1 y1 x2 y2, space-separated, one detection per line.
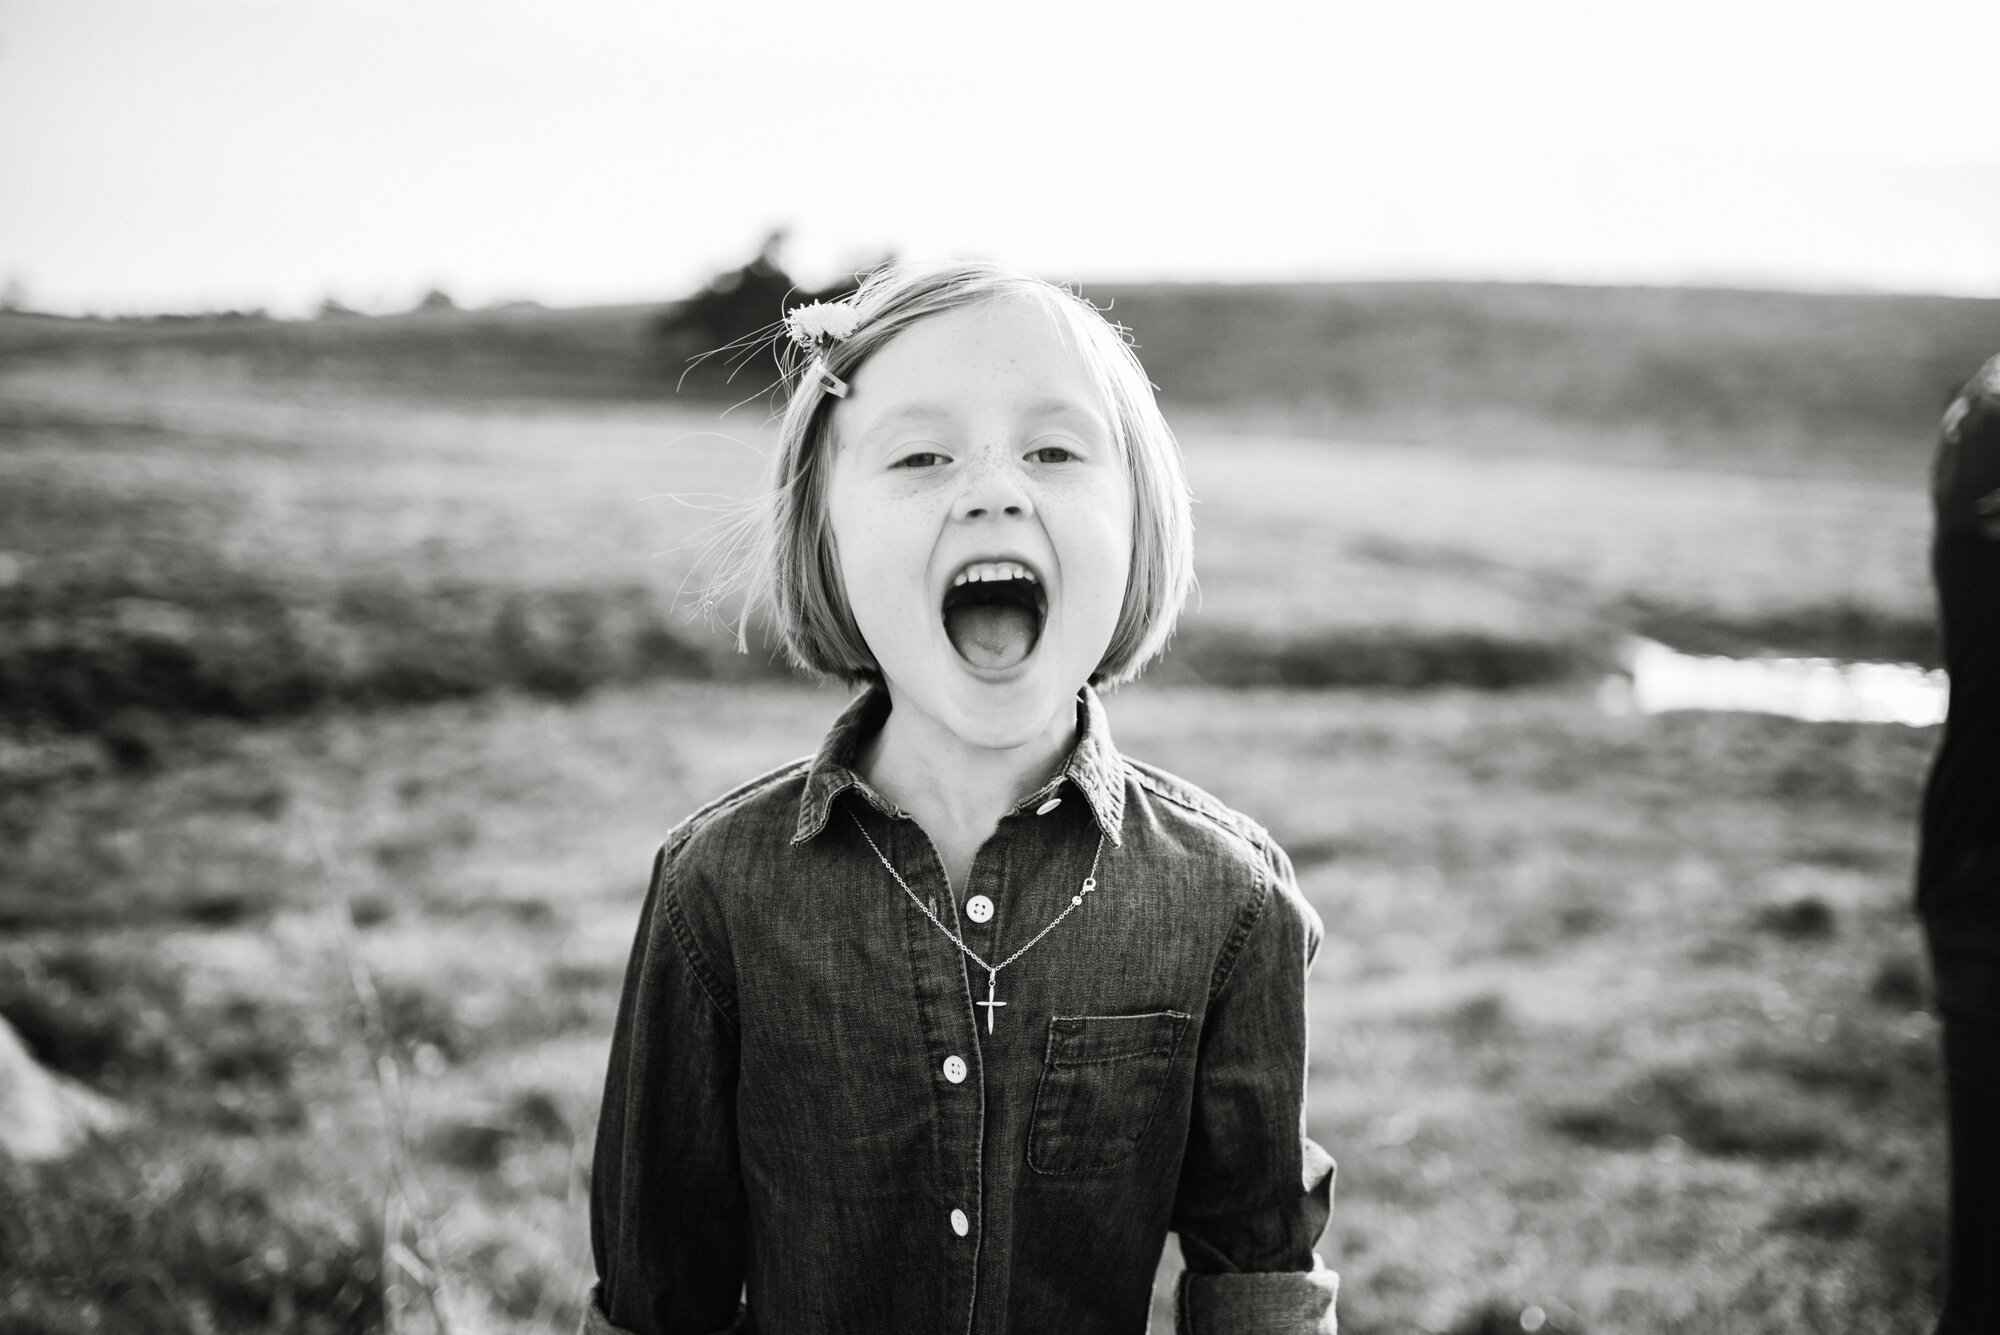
784 299 859 399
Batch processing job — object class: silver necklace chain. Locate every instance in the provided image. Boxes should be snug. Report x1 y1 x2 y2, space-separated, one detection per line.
850 809 1106 1032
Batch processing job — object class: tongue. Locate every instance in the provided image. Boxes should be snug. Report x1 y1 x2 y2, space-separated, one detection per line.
945 604 1038 671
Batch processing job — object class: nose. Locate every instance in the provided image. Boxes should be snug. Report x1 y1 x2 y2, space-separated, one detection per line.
951 450 1034 522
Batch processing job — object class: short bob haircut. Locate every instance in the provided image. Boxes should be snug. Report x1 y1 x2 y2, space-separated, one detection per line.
710 260 1194 688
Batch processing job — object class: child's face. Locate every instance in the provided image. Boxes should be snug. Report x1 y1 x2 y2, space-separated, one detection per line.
825 296 1133 752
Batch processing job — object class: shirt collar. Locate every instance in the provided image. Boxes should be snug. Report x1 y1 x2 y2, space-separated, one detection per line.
792 683 1127 847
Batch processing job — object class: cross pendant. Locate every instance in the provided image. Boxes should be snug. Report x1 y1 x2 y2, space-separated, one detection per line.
974 970 1007 1033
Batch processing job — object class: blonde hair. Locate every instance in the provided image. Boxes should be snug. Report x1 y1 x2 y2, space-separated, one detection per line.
707 260 1194 687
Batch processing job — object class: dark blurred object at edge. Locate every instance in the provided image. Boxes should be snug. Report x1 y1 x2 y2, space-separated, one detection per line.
1915 352 2000 1334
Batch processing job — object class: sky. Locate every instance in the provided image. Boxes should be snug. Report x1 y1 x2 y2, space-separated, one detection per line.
3 0 1998 316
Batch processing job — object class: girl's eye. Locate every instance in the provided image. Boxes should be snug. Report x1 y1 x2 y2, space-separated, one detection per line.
893 451 947 469
1027 444 1076 464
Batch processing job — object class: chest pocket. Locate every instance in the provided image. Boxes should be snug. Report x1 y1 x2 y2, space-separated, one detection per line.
1027 1010 1191 1176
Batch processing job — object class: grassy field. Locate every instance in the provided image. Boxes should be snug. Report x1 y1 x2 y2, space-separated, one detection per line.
0 343 1943 735
0 682 1944 1333
0 291 1971 1332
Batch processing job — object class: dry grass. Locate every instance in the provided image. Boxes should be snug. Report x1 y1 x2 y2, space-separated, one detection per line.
0 341 1954 1331
0 682 1945 1331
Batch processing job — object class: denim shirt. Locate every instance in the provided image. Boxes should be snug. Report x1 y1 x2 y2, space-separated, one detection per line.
586 685 1337 1335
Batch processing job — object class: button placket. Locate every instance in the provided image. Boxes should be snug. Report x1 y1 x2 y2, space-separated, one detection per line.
885 826 983 1325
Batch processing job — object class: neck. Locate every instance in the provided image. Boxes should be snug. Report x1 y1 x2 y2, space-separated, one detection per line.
857 691 1078 853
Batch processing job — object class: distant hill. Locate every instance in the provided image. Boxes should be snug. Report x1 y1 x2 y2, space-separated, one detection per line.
6 281 1996 466
1100 281 1999 468
0 302 667 399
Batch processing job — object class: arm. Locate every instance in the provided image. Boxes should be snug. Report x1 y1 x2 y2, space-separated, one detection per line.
586 845 748 1335
1171 841 1337 1335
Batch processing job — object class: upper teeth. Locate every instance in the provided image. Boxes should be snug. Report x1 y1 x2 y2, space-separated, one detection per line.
953 561 1037 587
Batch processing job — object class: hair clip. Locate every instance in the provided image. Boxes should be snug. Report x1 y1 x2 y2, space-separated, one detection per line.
808 359 849 399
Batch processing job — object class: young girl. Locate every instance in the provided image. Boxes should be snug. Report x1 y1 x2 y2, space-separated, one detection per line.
585 262 1336 1335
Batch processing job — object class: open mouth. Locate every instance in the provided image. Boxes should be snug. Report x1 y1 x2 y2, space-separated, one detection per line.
941 560 1046 672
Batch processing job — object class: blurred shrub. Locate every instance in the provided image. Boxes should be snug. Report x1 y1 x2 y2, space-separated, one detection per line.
1171 625 1599 690
1755 895 1838 940
1545 1011 1939 1165
371 964 602 1069
1631 601 1941 669
0 944 183 1086
1870 954 1927 1009
0 578 785 734
0 1146 383 1335
374 976 473 1064
0 942 315 1124
1546 1066 1834 1160
1445 991 1513 1045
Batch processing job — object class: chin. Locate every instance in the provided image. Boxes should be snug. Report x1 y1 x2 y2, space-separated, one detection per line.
921 640 1085 753
947 685 1072 751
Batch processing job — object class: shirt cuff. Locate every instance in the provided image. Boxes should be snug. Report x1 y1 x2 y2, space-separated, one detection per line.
1176 1256 1339 1335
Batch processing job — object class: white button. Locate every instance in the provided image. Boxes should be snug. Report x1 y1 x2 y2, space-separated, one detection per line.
1036 797 1062 815
950 1208 970 1237
965 895 994 924
943 1055 967 1084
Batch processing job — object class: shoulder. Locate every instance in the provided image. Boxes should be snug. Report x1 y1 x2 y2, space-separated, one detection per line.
661 755 815 864
1119 756 1321 963
648 756 814 933
1122 756 1289 881
1937 353 2000 539
631 757 817 1005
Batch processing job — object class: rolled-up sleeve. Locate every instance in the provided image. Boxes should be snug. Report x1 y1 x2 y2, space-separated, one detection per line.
1171 840 1337 1335
585 844 748 1335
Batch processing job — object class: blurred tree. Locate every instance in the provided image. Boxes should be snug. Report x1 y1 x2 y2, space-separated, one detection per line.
317 296 361 319
652 229 876 397
1 275 27 313
413 288 457 313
